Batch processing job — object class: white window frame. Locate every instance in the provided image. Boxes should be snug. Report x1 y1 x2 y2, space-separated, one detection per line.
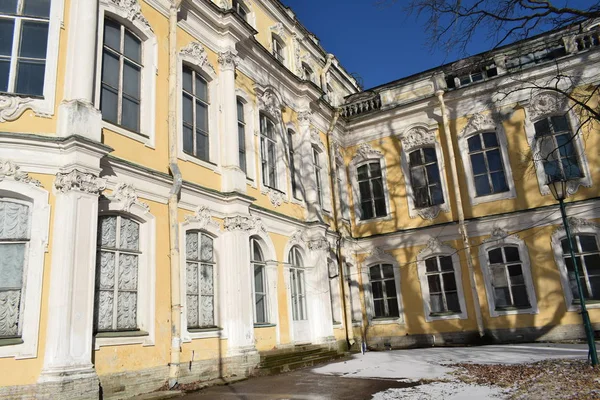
362 248 404 325
177 43 219 169
349 143 391 224
551 219 600 312
235 88 256 185
231 0 256 27
336 160 351 221
272 34 286 65
417 239 468 322
523 92 592 196
399 125 450 220
286 126 302 201
0 180 50 359
478 231 538 317
95 196 155 349
458 114 517 205
94 2 157 147
310 130 332 213
251 237 270 325
0 0 64 122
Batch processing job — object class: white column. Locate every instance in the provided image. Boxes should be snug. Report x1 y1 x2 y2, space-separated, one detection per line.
297 111 319 221
57 0 102 141
265 260 280 345
219 50 246 193
221 216 256 355
306 239 334 344
37 170 106 399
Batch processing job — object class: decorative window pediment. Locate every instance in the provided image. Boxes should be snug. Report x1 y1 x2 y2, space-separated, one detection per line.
180 42 216 77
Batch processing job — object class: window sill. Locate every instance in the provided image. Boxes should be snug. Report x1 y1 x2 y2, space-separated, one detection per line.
95 330 149 338
567 300 600 312
94 329 153 349
370 316 402 325
0 92 44 100
489 305 538 317
186 326 223 340
470 189 516 206
355 214 392 226
102 121 153 148
424 311 466 322
254 323 276 328
179 151 220 173
0 337 24 347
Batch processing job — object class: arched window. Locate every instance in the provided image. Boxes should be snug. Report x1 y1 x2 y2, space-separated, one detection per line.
409 147 444 208
95 215 142 332
467 132 509 197
289 246 307 321
368 263 399 318
534 115 583 181
260 113 278 188
251 237 268 324
561 234 600 302
100 19 143 133
356 161 386 220
487 246 531 309
0 199 30 338
182 65 210 161
185 231 215 328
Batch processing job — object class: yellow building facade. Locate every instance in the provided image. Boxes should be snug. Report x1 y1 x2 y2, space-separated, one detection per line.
0 0 599 398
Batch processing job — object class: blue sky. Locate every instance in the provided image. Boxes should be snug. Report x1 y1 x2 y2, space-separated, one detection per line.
281 0 595 90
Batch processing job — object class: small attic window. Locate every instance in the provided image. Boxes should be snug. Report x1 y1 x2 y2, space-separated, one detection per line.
232 0 248 21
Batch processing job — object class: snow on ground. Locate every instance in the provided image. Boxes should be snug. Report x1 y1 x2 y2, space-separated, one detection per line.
311 343 589 399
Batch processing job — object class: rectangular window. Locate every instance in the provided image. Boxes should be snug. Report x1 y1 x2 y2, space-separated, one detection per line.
95 215 140 332
535 115 583 181
272 36 284 63
0 0 50 95
288 130 298 198
185 231 215 329
487 246 530 309
182 65 209 161
251 238 268 324
237 98 246 174
425 255 461 314
260 114 277 189
313 147 323 207
369 264 399 318
562 234 600 302
357 162 387 220
232 0 248 21
0 200 30 338
409 147 444 208
101 19 142 133
468 132 509 196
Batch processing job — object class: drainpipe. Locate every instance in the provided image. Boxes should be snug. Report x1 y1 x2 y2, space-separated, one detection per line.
436 90 485 338
168 0 184 389
320 54 335 93
325 109 354 348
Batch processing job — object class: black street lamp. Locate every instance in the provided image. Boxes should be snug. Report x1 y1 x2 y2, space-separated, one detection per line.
547 175 598 366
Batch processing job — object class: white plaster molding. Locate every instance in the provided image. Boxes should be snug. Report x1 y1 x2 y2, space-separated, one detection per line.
257 87 283 120
102 0 152 31
527 92 568 121
267 187 286 207
416 238 469 322
217 50 239 72
54 170 106 195
0 96 34 123
350 143 383 165
478 230 539 317
0 159 41 187
185 205 220 230
223 214 267 234
104 182 150 213
399 125 436 153
181 42 216 76
459 112 498 138
270 22 287 41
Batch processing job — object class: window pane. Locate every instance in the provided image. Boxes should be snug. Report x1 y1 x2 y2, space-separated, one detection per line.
439 256 453 271
196 131 209 161
584 254 600 275
255 294 266 323
551 115 569 132
361 202 373 220
103 19 121 52
252 242 263 262
196 75 207 101
15 60 45 95
200 234 213 262
121 97 140 132
426 163 441 184
470 153 487 175
490 171 508 193
196 102 208 132
96 290 114 331
430 293 443 313
0 60 9 92
101 50 120 88
0 0 18 14
387 298 399 317
19 21 48 58
369 266 381 280
374 198 387 217
186 232 198 261
123 62 141 98
508 264 525 285
119 218 139 251
425 258 437 273
492 266 508 287
487 149 503 172
101 86 119 124
372 281 383 299
382 264 394 279
0 19 14 56
182 94 193 124
534 119 551 136
0 243 25 288
182 67 193 93
254 265 265 293
589 277 600 300
474 175 491 196
123 30 141 64
555 133 575 158
512 285 530 307
409 150 422 166
118 254 138 291
23 0 51 17
494 287 510 308
488 248 503 264
446 292 460 312
410 167 426 188
561 238 571 254
183 125 193 154
482 132 498 148
369 162 382 177
237 100 244 121
373 299 385 317
430 186 444 205
504 247 520 262
359 181 371 200
468 135 482 152
385 281 397 299
579 235 599 252
563 157 582 179
423 147 437 163
116 291 137 329
442 272 457 291
427 275 441 293
357 165 368 180
371 178 384 198
98 216 117 247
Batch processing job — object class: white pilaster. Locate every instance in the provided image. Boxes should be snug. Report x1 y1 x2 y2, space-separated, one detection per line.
37 170 106 399
297 111 319 221
221 215 256 355
219 51 246 193
57 0 101 141
265 260 280 345
306 235 335 343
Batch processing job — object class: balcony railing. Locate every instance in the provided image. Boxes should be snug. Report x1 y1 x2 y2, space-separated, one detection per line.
341 92 381 118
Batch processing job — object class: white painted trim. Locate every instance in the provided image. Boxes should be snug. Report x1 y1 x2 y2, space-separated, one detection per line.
0 181 50 359
94 2 158 148
95 197 156 349
457 115 517 205
478 231 539 317
551 218 600 312
0 0 64 122
416 239 468 322
236 88 257 184
362 248 404 324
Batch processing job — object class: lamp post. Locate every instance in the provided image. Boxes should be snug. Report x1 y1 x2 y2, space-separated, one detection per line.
547 175 598 366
